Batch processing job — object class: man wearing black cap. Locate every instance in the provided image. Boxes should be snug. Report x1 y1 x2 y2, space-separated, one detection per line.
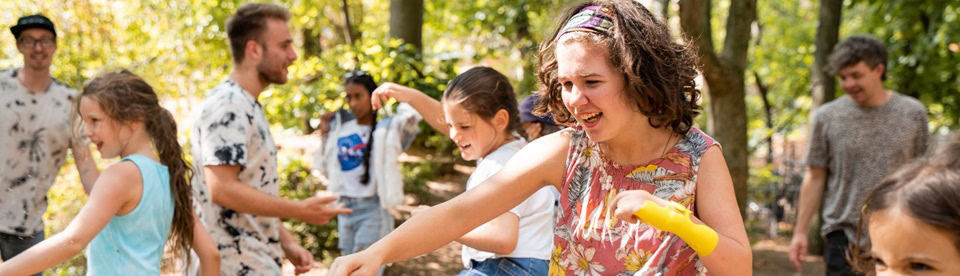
0 14 99 270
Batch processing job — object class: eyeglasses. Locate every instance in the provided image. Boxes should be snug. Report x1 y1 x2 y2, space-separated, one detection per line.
343 71 368 79
17 37 56 49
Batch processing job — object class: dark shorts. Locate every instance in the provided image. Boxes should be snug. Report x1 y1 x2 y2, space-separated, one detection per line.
0 230 44 276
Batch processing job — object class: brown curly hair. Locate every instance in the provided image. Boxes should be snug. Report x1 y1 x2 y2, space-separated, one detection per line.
535 0 702 136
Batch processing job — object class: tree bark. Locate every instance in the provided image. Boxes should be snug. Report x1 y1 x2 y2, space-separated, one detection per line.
341 0 357 45
811 0 842 111
679 0 756 219
754 72 774 165
389 0 424 51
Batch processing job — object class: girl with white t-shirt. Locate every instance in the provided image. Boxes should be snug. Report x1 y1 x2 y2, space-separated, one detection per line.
315 72 421 259
370 66 556 275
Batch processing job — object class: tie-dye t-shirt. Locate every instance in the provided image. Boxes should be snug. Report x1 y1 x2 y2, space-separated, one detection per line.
0 68 84 236
191 79 283 274
551 126 718 276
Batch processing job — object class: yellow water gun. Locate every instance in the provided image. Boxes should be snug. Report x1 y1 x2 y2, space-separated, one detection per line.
633 200 718 256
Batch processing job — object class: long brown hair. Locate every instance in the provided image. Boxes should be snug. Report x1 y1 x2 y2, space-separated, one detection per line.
80 70 195 263
850 133 960 272
443 66 526 141
536 0 701 136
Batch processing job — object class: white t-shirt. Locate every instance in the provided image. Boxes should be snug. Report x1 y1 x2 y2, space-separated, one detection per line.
334 120 375 198
461 139 557 267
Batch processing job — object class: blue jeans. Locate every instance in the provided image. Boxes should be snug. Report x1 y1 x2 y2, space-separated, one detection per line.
458 257 549 276
0 231 44 276
338 196 392 254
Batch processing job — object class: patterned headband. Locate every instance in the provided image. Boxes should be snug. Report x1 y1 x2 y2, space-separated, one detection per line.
556 5 614 40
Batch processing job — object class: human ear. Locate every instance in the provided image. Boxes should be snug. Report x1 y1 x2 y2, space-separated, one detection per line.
493 109 510 132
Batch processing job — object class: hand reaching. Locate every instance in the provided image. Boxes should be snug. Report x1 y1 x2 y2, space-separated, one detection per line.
370 82 416 110
297 194 352 225
329 251 383 276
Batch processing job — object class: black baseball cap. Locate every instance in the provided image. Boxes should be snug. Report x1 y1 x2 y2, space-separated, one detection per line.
10 14 57 40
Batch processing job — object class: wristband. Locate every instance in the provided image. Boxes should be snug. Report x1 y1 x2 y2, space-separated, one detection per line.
632 200 718 256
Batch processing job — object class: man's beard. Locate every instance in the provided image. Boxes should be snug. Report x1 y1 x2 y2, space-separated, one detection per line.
256 55 288 85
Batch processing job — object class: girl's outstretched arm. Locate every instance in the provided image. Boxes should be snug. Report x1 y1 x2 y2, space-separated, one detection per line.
0 162 140 276
191 212 220 276
329 131 570 276
370 83 447 136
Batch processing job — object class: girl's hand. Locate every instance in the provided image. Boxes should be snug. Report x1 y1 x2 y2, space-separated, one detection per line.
609 190 671 224
317 112 335 135
371 82 416 110
329 251 383 276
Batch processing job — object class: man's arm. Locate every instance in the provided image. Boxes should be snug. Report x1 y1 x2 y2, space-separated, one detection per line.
71 142 100 195
203 165 350 225
789 166 827 271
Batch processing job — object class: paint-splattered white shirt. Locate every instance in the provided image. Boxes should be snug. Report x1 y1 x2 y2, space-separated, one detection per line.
191 79 283 275
0 68 83 236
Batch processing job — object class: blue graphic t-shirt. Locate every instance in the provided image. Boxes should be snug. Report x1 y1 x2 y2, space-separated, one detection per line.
336 120 374 197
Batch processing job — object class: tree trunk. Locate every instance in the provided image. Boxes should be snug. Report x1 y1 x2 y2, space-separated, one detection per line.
754 72 774 165
341 0 357 45
389 0 424 51
811 0 842 111
515 0 538 94
679 0 756 219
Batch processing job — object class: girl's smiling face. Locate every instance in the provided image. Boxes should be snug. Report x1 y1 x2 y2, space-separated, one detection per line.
868 205 960 276
442 102 508 161
80 96 134 158
556 39 642 145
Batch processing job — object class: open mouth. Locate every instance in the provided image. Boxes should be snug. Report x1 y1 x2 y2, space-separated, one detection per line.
459 144 472 151
579 112 603 125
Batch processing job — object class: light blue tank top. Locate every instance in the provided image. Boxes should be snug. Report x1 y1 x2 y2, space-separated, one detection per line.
86 154 174 275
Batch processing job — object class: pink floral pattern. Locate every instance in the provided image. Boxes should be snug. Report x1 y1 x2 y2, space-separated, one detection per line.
552 126 718 276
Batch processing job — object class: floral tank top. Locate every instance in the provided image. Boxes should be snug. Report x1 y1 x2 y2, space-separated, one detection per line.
550 126 718 276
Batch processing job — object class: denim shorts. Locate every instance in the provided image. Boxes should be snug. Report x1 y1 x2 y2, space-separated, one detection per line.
337 195 392 254
458 257 549 276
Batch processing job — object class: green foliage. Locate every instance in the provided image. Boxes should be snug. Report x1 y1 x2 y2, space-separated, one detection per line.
261 37 460 156
276 156 341 261
846 0 960 131
261 37 457 132
746 0 817 151
424 0 579 94
42 162 88 276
